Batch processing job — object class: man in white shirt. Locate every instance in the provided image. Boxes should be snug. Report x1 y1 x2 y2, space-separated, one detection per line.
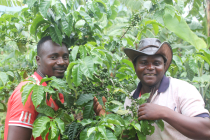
94 38 210 139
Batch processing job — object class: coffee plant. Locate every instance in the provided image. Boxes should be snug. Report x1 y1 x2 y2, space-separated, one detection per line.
21 78 163 140
0 0 210 139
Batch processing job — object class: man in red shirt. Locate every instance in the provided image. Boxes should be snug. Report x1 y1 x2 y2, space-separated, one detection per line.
4 36 69 140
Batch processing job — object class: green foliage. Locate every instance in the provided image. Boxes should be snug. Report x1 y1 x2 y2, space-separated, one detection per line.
76 94 93 105
0 0 210 139
20 77 69 139
21 82 35 105
36 104 55 117
137 93 150 105
0 0 24 7
65 121 82 140
55 118 65 135
32 85 45 108
156 119 164 131
164 14 207 50
0 72 10 86
76 93 164 139
83 100 94 119
32 116 51 139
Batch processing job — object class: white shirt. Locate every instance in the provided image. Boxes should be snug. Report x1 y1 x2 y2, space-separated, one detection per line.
124 76 209 140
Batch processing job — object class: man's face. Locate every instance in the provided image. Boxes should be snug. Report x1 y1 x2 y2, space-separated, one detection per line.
36 40 69 78
134 55 165 87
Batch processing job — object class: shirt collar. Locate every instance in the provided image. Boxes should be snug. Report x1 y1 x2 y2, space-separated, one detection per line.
132 75 170 99
33 72 47 86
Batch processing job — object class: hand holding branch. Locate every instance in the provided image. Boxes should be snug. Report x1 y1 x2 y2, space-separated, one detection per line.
138 103 166 121
93 96 107 116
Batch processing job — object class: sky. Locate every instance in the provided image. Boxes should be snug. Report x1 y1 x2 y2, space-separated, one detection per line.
0 5 24 11
0 5 25 16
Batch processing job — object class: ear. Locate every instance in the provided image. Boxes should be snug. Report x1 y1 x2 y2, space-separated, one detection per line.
164 62 167 71
36 56 41 66
133 63 136 71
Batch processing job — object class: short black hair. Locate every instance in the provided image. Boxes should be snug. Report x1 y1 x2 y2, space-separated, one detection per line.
37 36 52 56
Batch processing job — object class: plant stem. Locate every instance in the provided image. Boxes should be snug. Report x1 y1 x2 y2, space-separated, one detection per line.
76 126 85 138
120 26 131 40
119 130 124 140
198 63 205 98
204 83 210 94
112 62 119 79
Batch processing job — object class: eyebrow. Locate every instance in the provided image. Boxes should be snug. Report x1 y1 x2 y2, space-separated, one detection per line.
138 58 163 62
154 59 162 62
49 53 69 55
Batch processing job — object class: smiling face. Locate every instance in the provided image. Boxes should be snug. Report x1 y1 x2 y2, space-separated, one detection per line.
36 40 69 78
134 55 165 88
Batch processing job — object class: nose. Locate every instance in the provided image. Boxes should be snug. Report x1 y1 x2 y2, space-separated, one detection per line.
57 57 65 65
147 63 154 70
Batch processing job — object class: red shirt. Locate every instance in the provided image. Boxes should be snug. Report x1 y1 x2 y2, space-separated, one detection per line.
139 92 141 97
4 72 64 140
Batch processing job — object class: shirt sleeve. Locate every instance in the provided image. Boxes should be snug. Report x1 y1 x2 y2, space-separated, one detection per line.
7 82 38 129
178 81 209 117
195 113 210 118
59 93 64 103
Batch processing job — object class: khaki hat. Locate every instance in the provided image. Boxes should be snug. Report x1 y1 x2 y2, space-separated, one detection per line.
124 38 173 72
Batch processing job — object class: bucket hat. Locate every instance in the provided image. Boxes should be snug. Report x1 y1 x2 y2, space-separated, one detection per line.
124 38 173 72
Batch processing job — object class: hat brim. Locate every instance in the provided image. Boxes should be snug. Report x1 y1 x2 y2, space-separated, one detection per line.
124 42 173 72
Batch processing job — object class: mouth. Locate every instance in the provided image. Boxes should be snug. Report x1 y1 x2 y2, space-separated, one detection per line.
144 73 156 76
54 69 66 73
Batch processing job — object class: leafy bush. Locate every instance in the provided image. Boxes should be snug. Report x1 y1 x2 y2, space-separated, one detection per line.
0 0 209 139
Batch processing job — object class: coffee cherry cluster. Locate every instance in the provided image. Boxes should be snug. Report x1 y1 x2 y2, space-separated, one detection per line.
29 39 34 45
131 13 141 27
14 37 27 45
10 83 16 91
0 83 17 101
126 78 137 92
14 38 34 45
19 66 37 75
73 68 121 98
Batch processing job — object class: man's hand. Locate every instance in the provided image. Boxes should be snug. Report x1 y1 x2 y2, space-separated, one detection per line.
93 96 106 116
138 103 166 121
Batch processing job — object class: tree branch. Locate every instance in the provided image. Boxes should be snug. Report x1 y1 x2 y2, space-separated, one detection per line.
120 25 131 40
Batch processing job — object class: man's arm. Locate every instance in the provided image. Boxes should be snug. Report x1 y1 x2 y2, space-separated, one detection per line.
7 126 32 140
138 103 210 139
5 82 36 140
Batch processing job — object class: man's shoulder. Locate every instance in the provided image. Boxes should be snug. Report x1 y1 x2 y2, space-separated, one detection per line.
168 77 194 87
13 81 30 92
9 81 30 101
167 76 198 94
9 74 37 98
16 74 37 88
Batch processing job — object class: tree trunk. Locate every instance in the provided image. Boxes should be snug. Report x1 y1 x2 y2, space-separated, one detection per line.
207 0 210 36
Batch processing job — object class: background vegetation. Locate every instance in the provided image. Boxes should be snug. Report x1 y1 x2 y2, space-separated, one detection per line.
0 0 210 139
